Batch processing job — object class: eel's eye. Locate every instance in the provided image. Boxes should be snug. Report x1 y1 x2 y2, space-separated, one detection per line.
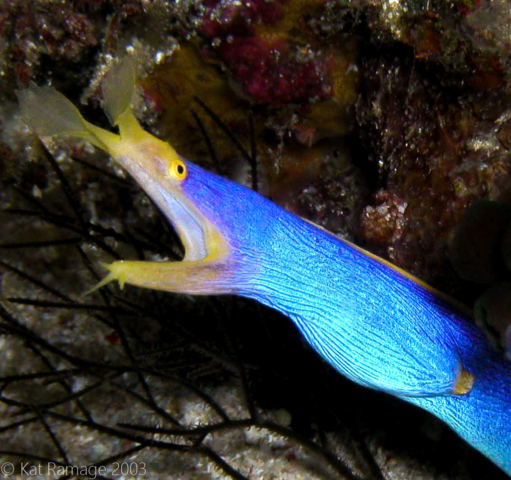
169 159 187 181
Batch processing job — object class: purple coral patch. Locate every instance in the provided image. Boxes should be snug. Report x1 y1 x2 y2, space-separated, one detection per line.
218 36 329 105
200 0 330 105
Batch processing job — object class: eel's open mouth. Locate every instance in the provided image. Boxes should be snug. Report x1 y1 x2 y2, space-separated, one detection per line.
158 188 209 262
117 156 210 262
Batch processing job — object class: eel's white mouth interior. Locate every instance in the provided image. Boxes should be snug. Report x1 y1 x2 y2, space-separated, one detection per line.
159 191 209 262
117 156 209 262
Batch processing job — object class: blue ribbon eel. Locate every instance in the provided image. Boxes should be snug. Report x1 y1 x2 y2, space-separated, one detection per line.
18 57 511 476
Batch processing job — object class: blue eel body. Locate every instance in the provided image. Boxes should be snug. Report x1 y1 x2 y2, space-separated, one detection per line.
181 162 511 474
18 68 511 474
